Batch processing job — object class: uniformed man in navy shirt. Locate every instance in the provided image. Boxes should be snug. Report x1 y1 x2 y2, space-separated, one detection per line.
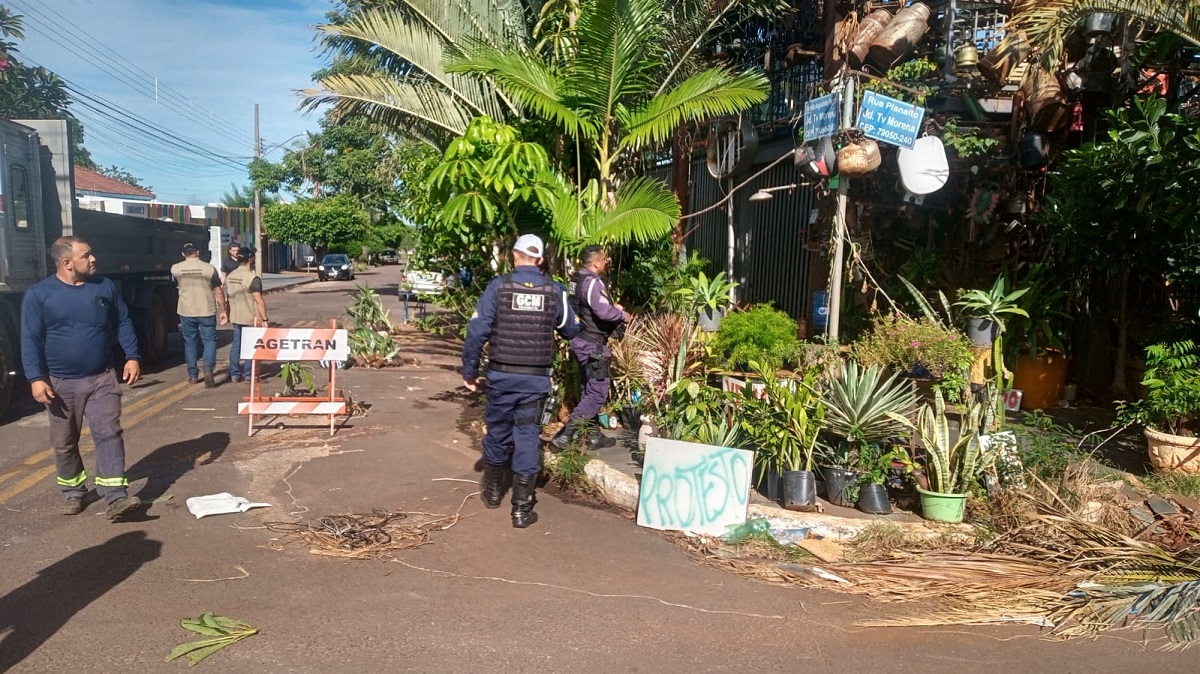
462 234 579 528
20 236 143 521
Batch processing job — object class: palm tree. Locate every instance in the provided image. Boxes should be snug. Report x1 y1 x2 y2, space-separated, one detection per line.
302 0 537 148
1004 0 1200 68
447 0 770 245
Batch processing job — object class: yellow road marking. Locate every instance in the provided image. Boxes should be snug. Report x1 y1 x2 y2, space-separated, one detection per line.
14 379 192 469
0 380 202 499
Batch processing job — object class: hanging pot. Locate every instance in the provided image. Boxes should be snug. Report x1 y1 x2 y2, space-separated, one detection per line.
1018 132 1051 169
820 466 858 508
857 483 892 514
837 137 882 176
868 3 932 72
1083 13 1118 37
954 45 979 72
847 9 894 70
782 470 818 512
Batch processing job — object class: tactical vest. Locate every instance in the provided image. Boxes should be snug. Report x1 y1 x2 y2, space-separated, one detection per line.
226 266 260 326
570 271 618 343
489 274 560 374
171 258 218 317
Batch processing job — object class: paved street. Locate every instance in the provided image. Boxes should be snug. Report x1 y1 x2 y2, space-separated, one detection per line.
0 265 1192 672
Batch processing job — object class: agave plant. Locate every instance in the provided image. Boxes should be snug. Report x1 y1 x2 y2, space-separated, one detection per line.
816 362 917 467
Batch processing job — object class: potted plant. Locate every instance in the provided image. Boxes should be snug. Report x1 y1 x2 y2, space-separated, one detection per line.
672 271 738 332
740 362 826 511
851 312 974 403
854 447 905 515
955 275 1029 348
892 389 1000 523
1117 341 1200 474
1006 263 1072 410
712 304 801 374
609 331 648 431
814 361 917 507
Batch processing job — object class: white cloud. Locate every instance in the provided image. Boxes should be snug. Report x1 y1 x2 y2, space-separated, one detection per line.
11 0 331 203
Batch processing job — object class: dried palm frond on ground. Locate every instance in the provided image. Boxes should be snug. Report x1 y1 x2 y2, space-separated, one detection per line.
264 506 464 560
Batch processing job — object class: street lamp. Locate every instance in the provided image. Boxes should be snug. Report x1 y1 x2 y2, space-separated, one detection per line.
748 184 799 202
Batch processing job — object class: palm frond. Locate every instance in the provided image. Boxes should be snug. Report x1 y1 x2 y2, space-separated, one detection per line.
1006 0 1200 69
584 177 680 245
620 68 770 151
569 0 664 122
301 75 478 144
318 9 509 121
447 47 590 136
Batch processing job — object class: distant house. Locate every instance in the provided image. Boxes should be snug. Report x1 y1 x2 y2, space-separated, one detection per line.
74 165 156 217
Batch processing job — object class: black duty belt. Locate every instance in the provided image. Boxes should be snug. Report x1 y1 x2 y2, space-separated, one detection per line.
490 362 553 377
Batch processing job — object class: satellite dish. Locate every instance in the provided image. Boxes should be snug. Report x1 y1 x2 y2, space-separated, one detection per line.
897 136 949 195
707 117 759 179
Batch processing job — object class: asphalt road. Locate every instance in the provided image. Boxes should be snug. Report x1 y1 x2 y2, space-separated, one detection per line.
0 265 1193 672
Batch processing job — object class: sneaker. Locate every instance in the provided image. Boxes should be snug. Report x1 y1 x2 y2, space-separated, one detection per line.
188 376 199 384
105 495 142 521
230 375 243 383
61 496 86 515
203 371 217 388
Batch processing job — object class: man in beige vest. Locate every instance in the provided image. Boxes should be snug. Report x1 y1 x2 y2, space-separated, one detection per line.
171 243 227 387
225 247 269 383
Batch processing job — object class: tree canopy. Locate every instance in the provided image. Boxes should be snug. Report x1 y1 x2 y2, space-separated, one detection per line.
262 196 370 256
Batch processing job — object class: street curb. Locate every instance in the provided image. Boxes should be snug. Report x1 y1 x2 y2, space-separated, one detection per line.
543 449 973 543
263 278 318 295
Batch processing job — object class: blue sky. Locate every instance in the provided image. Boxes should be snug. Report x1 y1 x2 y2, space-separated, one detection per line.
9 0 331 204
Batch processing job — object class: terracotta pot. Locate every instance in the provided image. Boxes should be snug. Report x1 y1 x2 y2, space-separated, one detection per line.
1013 353 1069 410
1146 427 1200 475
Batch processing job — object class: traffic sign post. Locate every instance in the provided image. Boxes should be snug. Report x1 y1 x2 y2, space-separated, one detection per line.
238 320 350 436
856 90 925 149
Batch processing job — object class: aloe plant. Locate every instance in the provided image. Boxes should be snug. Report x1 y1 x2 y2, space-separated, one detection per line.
815 362 917 467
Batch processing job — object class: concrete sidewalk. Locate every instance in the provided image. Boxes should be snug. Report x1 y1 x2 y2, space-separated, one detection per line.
260 271 317 293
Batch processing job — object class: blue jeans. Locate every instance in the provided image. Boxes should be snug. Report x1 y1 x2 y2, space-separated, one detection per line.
229 323 250 379
180 315 217 379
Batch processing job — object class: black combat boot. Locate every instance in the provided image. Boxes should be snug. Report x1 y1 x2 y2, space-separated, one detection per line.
587 429 616 450
549 419 579 452
481 463 506 509
511 473 539 528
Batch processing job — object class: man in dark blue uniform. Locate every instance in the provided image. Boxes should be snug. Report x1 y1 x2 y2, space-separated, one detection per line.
462 234 579 528
551 245 630 451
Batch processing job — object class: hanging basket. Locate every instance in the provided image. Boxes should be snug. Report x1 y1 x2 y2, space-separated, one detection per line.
837 135 882 176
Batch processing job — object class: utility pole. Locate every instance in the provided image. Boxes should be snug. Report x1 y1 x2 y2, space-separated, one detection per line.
253 104 263 275
827 77 855 343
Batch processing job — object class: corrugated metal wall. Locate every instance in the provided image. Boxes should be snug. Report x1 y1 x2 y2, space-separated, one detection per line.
686 143 820 323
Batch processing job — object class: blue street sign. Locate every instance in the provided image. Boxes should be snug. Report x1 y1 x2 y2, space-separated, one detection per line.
856 90 925 150
803 93 840 141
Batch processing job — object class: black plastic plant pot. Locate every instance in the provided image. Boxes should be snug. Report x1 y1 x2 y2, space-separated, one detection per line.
857 483 892 515
619 406 642 433
821 466 858 508
755 465 782 503
781 470 818 511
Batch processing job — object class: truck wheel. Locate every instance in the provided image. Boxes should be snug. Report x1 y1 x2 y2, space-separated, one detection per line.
138 295 170 365
0 322 15 418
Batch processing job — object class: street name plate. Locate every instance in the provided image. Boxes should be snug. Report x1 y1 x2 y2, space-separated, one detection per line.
803 92 840 141
856 90 925 150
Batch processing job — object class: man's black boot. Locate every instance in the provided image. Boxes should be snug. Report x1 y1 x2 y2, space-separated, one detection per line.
550 419 579 452
511 473 539 529
587 429 617 450
481 463 506 509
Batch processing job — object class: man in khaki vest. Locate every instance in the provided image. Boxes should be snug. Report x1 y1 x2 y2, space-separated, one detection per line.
225 247 269 383
171 243 227 387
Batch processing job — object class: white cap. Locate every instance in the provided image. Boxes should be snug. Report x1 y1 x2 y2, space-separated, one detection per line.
513 234 544 258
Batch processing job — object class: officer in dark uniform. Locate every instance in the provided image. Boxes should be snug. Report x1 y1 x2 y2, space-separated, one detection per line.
551 245 630 451
462 234 579 528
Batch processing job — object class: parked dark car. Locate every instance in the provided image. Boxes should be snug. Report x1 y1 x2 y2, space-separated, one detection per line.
379 249 400 265
317 253 355 281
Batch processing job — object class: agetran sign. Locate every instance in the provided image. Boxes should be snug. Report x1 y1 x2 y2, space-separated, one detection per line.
856 90 925 150
240 327 349 362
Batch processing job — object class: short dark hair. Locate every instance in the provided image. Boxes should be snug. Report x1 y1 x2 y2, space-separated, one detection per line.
50 236 87 264
580 245 605 266
229 242 241 248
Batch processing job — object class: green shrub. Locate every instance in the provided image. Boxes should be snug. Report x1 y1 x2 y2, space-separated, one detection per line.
713 304 800 372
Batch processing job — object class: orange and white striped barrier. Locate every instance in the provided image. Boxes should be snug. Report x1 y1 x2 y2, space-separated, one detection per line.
238 401 348 415
240 320 351 436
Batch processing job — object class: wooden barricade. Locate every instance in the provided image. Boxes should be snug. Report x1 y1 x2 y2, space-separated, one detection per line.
238 319 349 436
